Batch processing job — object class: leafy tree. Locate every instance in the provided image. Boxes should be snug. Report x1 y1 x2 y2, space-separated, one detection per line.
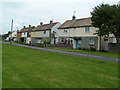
91 3 120 51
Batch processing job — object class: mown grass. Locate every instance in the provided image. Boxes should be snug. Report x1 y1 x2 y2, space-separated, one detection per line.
0 43 2 89
3 41 119 58
48 48 119 58
2 44 118 88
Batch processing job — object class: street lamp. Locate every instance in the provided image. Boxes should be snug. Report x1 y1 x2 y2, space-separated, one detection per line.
118 1 120 6
10 19 13 45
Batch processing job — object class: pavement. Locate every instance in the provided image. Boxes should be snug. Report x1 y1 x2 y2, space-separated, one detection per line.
1 41 120 63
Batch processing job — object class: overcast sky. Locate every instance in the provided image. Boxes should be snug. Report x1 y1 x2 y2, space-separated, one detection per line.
0 0 119 34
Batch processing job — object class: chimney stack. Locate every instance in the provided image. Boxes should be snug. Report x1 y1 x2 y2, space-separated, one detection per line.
40 22 43 25
72 15 76 20
29 25 31 27
50 20 53 24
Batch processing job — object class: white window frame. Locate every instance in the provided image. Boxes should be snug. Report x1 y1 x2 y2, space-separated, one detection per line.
70 40 73 44
85 27 90 33
78 39 82 45
64 29 68 33
89 39 95 45
44 31 46 34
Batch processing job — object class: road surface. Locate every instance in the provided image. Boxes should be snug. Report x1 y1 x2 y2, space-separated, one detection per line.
1 41 120 63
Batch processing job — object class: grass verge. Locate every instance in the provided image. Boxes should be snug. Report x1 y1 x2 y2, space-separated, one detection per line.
2 44 118 88
48 48 119 58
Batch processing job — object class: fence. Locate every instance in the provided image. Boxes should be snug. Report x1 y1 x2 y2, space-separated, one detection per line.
108 43 120 52
31 43 73 49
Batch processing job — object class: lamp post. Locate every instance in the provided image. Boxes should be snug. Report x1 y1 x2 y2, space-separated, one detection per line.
117 1 120 52
118 1 120 6
53 31 56 44
10 19 13 45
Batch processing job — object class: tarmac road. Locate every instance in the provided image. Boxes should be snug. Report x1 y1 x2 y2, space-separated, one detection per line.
1 41 120 63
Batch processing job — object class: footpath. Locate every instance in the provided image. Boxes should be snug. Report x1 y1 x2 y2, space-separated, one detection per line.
1 41 120 63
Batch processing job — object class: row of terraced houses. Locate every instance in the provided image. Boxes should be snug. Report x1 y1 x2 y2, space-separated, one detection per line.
7 16 117 51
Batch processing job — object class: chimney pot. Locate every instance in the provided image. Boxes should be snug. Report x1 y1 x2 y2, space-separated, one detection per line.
29 25 31 27
40 22 43 25
50 20 53 24
72 15 76 20
23 26 26 28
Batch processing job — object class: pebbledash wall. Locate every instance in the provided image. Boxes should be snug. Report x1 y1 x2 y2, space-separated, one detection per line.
58 26 100 50
31 43 73 49
30 22 61 44
78 37 98 50
108 43 120 52
31 37 51 43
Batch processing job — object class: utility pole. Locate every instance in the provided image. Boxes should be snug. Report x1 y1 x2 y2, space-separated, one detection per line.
118 1 120 6
10 19 13 45
73 10 76 16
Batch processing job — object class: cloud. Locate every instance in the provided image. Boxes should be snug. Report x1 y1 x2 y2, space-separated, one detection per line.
13 19 27 29
0 0 119 3
0 0 119 34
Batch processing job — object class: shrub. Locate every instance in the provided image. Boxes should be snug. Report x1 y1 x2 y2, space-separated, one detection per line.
90 47 96 51
43 41 51 44
79 47 82 50
83 48 86 50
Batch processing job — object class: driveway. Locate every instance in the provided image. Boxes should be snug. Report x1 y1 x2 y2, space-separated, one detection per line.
1 41 120 63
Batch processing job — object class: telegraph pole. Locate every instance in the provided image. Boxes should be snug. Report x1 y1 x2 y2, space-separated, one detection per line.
10 19 13 45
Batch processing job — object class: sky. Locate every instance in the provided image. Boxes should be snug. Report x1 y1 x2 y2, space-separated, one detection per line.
0 0 119 34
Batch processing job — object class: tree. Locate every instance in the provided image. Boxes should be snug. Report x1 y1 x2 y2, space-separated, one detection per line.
91 3 120 51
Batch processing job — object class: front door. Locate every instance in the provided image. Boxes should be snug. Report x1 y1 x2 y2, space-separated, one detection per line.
54 38 56 44
76 39 79 49
104 39 108 51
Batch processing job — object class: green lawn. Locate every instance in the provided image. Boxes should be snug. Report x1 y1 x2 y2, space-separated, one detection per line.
48 48 119 58
0 43 2 89
2 44 118 88
3 41 119 58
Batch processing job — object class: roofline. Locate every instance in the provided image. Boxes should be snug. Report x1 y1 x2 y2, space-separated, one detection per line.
37 22 59 26
32 22 59 31
62 17 91 23
31 29 51 32
58 17 92 29
58 25 92 29
76 17 91 20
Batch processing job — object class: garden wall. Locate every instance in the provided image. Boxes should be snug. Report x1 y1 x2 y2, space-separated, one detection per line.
108 43 120 52
31 43 73 49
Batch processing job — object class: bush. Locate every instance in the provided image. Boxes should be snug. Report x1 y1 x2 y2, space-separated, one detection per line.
43 41 51 44
90 47 96 51
79 47 82 50
82 48 86 50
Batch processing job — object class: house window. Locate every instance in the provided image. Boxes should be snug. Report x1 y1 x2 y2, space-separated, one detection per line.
68 39 70 44
78 38 82 44
44 31 46 34
64 29 68 33
53 31 56 33
89 39 95 45
85 27 90 32
71 40 73 44
61 38 64 42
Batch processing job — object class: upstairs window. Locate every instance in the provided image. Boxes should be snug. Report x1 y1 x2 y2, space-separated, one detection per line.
53 31 56 33
85 27 90 32
14 34 16 36
78 38 82 44
44 31 46 34
64 29 68 33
